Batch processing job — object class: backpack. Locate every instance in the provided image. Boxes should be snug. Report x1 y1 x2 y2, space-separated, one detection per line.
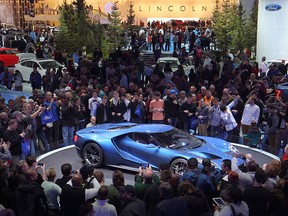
230 204 243 216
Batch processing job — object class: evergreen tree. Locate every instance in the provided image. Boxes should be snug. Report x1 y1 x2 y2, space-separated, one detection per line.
211 0 248 52
56 1 78 52
107 1 124 50
245 0 258 51
230 0 246 51
126 1 135 31
56 0 96 53
211 0 233 51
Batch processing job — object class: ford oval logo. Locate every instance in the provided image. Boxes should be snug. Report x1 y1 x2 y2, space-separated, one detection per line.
265 4 281 11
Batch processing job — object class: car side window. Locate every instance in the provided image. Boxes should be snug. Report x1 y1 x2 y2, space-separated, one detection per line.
22 61 32 67
128 133 150 144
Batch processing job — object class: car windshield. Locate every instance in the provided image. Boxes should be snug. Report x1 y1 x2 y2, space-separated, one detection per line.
0 49 18 54
39 61 62 69
158 60 179 68
152 128 203 149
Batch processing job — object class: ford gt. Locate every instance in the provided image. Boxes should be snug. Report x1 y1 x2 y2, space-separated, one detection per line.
75 123 243 175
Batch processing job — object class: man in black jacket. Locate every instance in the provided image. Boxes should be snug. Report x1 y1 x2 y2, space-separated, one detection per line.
164 90 180 127
109 91 127 123
3 119 26 165
128 93 146 124
180 94 197 132
15 169 48 216
60 95 78 146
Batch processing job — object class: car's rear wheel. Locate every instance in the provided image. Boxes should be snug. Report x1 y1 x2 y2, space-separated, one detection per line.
82 142 104 167
170 158 188 176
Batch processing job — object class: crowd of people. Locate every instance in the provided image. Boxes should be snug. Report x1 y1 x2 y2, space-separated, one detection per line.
0 149 288 215
0 22 288 215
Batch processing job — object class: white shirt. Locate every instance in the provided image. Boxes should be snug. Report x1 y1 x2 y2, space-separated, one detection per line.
88 96 102 117
203 57 212 70
241 103 260 125
214 201 249 216
220 99 238 131
259 61 268 73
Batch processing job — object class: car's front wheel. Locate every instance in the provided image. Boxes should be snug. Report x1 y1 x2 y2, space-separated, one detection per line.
170 158 188 176
82 142 104 167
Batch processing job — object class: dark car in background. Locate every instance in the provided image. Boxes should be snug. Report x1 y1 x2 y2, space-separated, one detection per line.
275 82 288 102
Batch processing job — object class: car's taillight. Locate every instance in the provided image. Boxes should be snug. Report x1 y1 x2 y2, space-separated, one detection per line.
275 89 281 98
74 135 78 142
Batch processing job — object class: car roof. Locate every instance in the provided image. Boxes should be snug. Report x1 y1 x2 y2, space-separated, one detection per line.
268 59 288 64
0 48 19 51
78 123 174 135
157 57 179 61
20 59 57 63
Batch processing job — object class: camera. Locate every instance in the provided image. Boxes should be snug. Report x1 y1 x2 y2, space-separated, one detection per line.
38 162 44 166
141 162 149 169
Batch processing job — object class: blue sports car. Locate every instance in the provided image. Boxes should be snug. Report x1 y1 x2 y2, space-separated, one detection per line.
75 123 243 175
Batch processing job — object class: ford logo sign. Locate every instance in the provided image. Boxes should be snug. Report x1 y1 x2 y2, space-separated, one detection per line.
265 4 281 11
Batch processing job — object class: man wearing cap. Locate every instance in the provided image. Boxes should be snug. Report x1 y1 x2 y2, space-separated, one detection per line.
43 91 60 148
164 89 180 127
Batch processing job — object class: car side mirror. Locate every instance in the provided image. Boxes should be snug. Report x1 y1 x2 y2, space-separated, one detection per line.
189 129 195 134
146 143 156 148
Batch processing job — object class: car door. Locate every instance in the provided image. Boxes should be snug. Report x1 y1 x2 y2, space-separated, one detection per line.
19 61 34 81
121 132 172 168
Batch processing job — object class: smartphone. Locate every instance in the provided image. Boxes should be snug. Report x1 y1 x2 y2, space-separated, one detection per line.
72 170 77 174
38 162 44 166
141 162 149 169
213 197 225 208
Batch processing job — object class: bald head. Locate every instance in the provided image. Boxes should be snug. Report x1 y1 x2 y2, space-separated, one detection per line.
72 173 83 187
143 169 153 184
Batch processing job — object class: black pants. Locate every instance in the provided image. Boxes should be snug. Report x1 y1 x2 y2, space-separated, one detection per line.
227 127 239 143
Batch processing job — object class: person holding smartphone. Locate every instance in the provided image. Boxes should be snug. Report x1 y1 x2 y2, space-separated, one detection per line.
213 187 249 216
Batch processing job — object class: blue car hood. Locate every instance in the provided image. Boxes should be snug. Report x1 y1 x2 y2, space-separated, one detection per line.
1 88 31 102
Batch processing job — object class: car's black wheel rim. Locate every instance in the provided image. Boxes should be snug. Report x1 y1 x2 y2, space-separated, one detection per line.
170 159 188 176
83 143 103 167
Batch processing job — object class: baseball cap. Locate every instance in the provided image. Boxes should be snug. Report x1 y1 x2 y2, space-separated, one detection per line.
170 89 178 95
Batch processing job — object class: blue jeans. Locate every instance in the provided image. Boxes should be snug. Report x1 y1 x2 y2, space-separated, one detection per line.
38 130 50 152
62 126 75 146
